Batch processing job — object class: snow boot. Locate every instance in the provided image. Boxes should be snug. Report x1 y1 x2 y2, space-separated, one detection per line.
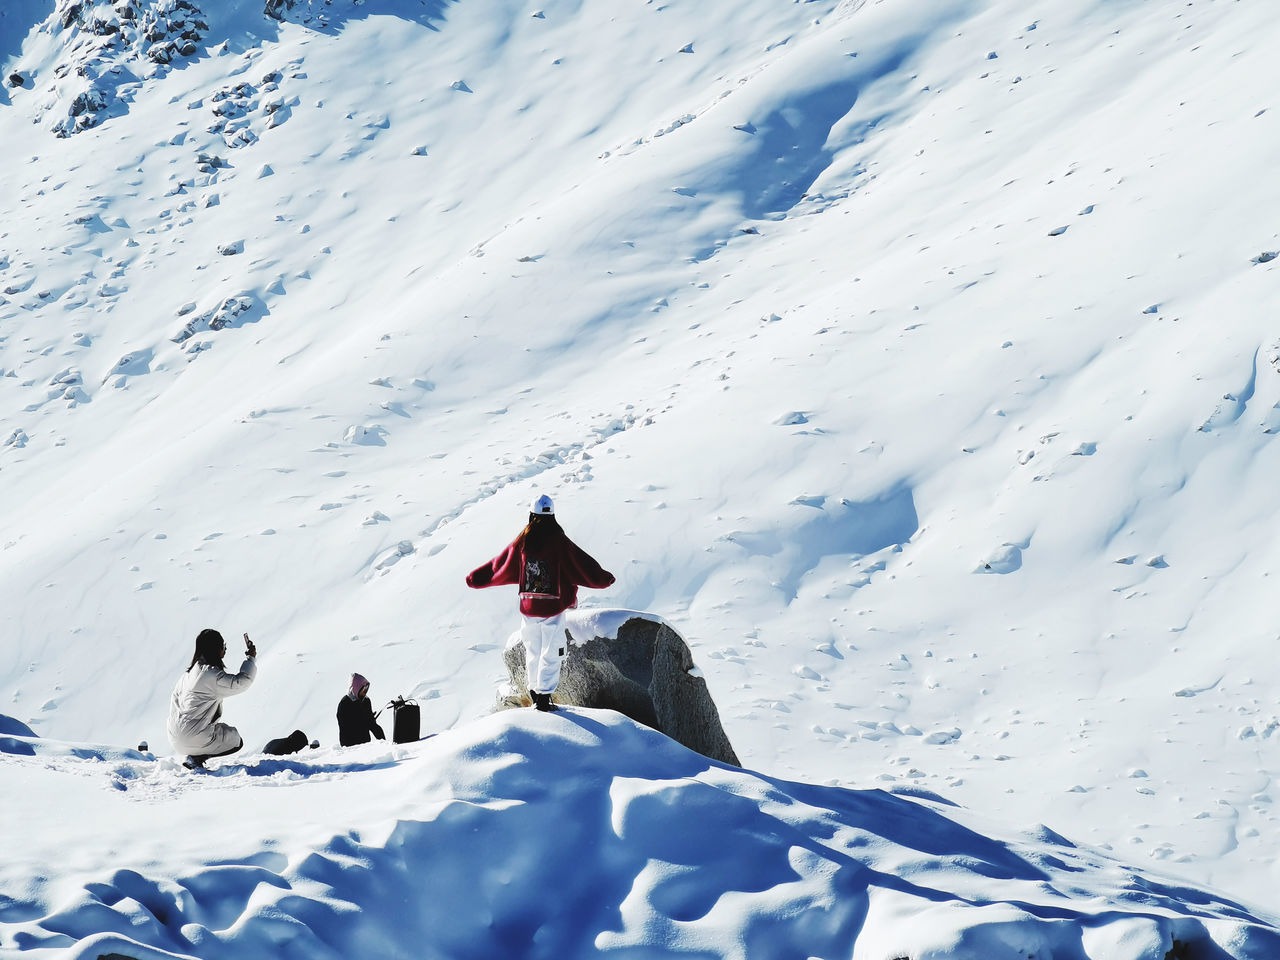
182 755 206 770
533 692 559 713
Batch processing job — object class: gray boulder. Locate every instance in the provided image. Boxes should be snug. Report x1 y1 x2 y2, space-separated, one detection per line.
496 611 739 766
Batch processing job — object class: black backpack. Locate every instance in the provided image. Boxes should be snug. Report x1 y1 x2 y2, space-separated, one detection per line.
388 696 420 743
263 729 309 756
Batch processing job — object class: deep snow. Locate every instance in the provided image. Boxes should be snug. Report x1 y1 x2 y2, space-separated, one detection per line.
2 0 1279 955
6 709 1280 960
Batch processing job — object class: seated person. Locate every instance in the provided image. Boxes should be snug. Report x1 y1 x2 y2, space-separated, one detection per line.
337 672 386 746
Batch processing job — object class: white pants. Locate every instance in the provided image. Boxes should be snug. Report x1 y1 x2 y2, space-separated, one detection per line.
521 612 566 695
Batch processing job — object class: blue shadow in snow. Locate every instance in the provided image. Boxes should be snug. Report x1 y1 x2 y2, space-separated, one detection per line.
0 736 36 756
730 78 865 220
202 755 404 777
710 39 917 221
729 485 918 601
0 713 36 737
0 0 53 106
262 0 457 36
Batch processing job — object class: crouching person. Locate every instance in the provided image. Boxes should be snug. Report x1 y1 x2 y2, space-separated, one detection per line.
168 628 257 769
337 672 386 746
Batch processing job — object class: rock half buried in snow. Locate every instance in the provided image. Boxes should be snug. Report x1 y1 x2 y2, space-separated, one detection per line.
496 609 739 766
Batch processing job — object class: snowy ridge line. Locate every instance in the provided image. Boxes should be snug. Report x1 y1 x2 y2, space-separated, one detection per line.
2 710 1278 960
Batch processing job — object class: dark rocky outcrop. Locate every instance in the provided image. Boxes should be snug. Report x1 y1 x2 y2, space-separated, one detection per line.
264 0 295 22
497 613 739 766
45 0 209 137
170 292 258 345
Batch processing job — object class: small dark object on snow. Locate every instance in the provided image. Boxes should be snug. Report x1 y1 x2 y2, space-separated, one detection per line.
389 697 420 743
263 729 309 755
8 73 25 88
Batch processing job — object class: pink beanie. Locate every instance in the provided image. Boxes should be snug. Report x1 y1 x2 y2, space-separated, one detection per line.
349 672 370 699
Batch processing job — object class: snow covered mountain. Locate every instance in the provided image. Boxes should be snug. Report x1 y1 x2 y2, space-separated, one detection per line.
2 0 1279 955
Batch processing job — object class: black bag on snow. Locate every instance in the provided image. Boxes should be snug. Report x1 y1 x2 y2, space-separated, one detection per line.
263 729 309 756
388 697 420 743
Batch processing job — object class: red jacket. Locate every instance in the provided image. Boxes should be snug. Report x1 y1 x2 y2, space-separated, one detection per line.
466 529 615 618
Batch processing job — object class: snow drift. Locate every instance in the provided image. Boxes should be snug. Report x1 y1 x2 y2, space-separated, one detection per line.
3 709 1278 960
3 0 1280 951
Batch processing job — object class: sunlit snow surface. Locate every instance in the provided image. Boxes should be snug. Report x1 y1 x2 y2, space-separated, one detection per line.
3 709 1279 959
2 0 1280 954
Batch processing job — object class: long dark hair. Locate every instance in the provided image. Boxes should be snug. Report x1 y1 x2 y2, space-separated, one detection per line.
188 628 226 672
517 512 562 555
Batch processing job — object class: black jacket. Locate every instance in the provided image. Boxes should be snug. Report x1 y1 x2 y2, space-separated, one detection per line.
337 695 386 746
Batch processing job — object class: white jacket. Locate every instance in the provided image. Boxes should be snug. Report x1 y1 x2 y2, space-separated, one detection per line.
167 657 257 755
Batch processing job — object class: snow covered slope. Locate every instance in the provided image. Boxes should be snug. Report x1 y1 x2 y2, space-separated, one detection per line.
5 708 1280 960
2 0 1279 948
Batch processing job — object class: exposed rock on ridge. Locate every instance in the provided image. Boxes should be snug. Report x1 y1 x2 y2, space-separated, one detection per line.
28 0 209 136
497 611 740 766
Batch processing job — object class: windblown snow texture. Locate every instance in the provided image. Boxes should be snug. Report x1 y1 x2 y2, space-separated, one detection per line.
2 0 1280 955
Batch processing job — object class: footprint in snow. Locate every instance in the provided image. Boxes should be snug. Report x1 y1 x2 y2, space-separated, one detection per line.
976 543 1022 574
344 424 388 446
1174 677 1222 698
789 494 825 508
374 540 415 571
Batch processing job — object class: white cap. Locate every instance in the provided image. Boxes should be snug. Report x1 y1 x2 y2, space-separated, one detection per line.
530 494 555 515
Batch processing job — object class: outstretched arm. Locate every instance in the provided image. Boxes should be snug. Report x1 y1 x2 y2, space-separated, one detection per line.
566 539 615 589
466 541 521 589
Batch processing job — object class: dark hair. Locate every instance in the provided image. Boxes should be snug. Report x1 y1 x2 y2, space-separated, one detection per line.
188 628 226 672
517 512 562 555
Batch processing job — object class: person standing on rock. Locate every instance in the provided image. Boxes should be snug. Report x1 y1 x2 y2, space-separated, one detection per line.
466 494 615 712
167 628 257 769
